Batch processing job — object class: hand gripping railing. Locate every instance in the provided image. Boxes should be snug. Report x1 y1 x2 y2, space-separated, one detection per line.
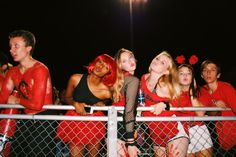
0 104 235 157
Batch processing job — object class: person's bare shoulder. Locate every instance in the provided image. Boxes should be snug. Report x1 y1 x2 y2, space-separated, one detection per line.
69 73 84 85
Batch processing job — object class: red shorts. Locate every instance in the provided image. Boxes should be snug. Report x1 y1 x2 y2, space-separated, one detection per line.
56 110 106 146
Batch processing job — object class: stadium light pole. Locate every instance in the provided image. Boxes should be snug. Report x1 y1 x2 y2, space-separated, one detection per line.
129 0 134 51
127 0 148 51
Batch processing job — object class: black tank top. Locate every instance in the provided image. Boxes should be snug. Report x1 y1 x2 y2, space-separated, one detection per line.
72 74 101 105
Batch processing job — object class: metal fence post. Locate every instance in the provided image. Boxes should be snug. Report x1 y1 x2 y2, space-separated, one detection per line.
107 106 117 157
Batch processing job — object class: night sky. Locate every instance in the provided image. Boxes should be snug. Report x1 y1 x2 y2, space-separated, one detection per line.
0 0 235 90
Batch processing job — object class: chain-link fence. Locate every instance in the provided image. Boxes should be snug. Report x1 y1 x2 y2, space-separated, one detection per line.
0 105 235 157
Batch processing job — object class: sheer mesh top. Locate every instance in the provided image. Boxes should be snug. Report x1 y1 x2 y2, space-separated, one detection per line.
123 75 139 139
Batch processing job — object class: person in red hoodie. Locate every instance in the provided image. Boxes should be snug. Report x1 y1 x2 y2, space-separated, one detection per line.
0 30 56 157
200 59 236 154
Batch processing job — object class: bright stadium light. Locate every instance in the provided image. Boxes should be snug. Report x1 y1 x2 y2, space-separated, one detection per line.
121 0 148 3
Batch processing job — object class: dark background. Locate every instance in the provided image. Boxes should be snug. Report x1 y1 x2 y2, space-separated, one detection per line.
0 0 235 90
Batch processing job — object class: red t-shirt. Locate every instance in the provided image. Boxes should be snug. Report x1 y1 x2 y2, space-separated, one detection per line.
0 61 53 114
201 81 236 150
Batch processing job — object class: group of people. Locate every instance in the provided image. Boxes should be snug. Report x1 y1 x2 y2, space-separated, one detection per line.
0 29 235 157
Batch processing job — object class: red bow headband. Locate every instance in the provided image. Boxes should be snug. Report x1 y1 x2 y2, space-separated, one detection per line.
175 55 198 65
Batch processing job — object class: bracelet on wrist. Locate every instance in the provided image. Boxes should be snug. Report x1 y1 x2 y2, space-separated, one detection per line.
163 101 170 111
126 138 135 142
125 141 137 147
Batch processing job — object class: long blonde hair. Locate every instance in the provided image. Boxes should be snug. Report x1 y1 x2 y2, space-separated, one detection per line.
150 51 181 100
112 48 135 102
